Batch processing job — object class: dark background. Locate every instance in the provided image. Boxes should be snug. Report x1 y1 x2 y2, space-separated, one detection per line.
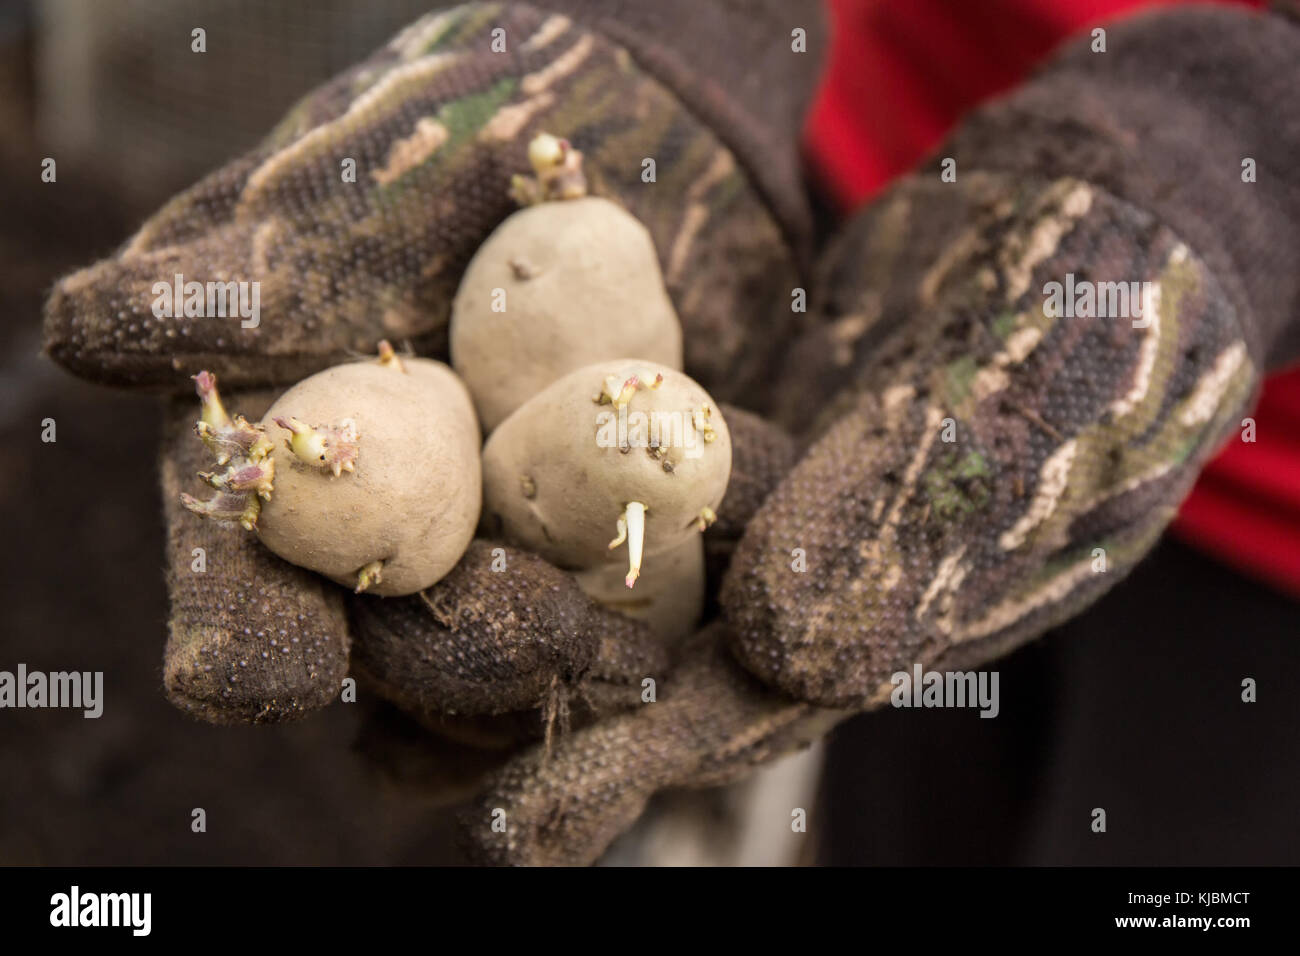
1 0 1296 865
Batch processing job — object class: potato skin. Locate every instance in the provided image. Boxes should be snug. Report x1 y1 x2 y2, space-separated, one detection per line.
257 358 481 596
450 197 683 432
482 359 730 571
573 535 705 643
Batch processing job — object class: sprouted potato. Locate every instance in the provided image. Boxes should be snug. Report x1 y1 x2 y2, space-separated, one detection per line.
450 133 682 431
482 359 730 593
181 343 481 596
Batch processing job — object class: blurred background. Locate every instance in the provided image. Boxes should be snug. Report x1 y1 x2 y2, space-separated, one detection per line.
2 0 1297 865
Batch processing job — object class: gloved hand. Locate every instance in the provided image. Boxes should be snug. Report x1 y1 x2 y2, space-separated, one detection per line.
460 4 1300 864
42 0 1300 867
43 0 820 724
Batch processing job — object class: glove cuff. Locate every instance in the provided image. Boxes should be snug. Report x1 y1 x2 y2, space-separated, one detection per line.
527 0 826 268
937 6 1300 370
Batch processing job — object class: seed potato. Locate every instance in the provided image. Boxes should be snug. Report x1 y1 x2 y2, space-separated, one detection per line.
482 359 730 586
450 196 683 431
256 356 481 596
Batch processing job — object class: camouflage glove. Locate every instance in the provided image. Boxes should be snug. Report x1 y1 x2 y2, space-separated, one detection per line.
43 0 822 731
462 5 1300 864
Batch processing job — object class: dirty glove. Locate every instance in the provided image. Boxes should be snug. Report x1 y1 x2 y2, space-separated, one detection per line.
43 0 822 732
462 5 1300 863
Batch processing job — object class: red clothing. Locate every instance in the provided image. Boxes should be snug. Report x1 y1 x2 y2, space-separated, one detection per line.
805 0 1300 597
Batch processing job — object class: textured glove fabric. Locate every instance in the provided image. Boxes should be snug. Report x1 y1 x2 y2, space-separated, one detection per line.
723 6 1299 706
458 7 1300 863
525 0 826 264
42 1 820 402
159 391 351 723
465 622 842 866
937 5 1300 369
348 540 668 724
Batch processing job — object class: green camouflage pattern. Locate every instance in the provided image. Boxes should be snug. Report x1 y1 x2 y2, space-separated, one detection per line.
42 3 799 408
725 173 1259 706
466 170 1267 864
